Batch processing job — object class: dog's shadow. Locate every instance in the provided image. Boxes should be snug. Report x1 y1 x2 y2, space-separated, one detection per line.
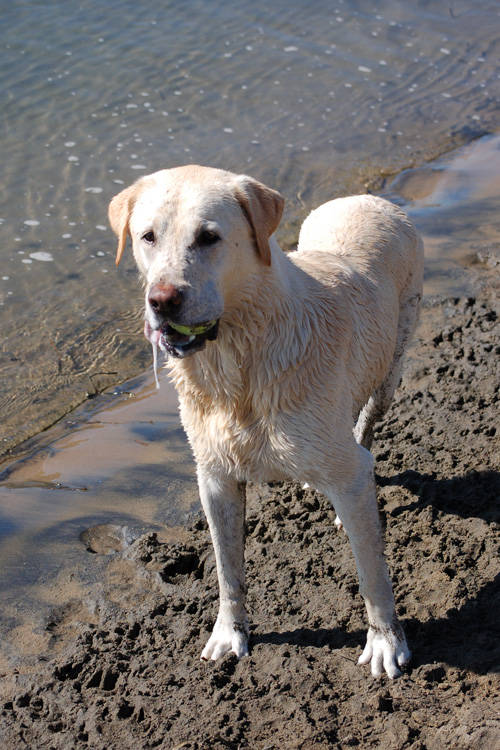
376 467 500 525
252 573 499 675
253 468 500 674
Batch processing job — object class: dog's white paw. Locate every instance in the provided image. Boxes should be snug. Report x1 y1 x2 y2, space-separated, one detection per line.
358 624 410 679
201 616 249 661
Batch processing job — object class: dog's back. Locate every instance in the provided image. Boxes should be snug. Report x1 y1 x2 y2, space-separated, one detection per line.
297 194 421 292
295 194 423 428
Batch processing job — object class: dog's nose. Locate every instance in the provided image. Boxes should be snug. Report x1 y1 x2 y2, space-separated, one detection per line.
148 283 183 317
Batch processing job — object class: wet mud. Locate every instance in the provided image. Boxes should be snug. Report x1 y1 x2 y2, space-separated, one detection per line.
1 289 498 748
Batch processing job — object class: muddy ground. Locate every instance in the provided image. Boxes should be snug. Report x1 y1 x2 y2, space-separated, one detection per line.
1 289 499 749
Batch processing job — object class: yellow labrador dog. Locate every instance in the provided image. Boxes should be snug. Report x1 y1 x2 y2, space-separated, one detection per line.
109 166 423 678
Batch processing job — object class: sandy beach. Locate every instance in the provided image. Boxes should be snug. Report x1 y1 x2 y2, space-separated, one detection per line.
1 283 498 748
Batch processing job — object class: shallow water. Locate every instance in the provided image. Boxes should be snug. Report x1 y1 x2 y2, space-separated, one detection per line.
1 0 500 453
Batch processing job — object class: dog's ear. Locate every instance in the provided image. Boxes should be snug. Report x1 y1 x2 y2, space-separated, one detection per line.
234 176 284 265
108 183 139 266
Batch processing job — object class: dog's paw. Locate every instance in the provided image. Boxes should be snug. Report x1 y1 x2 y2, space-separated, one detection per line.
201 617 249 661
358 624 410 679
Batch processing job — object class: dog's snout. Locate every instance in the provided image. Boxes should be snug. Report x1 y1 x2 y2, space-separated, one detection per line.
148 283 183 317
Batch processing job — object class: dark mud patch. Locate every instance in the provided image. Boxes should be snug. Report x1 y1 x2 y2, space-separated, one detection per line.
1 292 499 749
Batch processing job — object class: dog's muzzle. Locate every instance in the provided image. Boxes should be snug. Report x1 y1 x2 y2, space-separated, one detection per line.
144 319 219 358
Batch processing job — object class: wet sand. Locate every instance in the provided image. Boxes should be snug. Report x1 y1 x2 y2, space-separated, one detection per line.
0 137 499 747
0 374 198 673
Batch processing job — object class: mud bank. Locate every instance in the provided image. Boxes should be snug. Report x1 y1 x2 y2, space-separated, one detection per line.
1 288 498 748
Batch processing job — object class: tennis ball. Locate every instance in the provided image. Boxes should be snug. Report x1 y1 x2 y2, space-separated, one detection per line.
168 320 217 336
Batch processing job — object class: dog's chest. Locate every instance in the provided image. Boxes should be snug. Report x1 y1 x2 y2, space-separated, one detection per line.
179 397 293 482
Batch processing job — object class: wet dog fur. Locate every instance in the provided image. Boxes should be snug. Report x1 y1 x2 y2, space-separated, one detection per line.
109 165 423 678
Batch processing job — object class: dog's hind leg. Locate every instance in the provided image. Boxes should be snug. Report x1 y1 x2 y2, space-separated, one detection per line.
197 469 249 661
317 445 410 678
354 288 421 449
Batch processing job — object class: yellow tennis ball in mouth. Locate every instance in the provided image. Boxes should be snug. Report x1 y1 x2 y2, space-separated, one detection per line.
168 320 217 336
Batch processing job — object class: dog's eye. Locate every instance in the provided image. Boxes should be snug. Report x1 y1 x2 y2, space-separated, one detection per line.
197 229 220 247
142 230 155 244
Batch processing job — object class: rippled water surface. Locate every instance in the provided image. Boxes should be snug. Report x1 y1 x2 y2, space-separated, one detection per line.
1 0 499 452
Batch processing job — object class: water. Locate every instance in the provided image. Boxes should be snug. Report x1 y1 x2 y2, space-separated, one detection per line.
1 0 500 454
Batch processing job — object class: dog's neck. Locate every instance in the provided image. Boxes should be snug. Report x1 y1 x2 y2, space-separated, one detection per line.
166 237 323 417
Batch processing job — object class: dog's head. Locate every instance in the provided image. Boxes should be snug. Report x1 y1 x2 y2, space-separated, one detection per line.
109 165 284 358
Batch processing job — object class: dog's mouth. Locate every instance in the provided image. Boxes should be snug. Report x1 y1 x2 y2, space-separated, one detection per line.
144 319 219 359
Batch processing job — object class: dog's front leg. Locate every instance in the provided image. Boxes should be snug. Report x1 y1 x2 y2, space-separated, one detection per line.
197 469 249 661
